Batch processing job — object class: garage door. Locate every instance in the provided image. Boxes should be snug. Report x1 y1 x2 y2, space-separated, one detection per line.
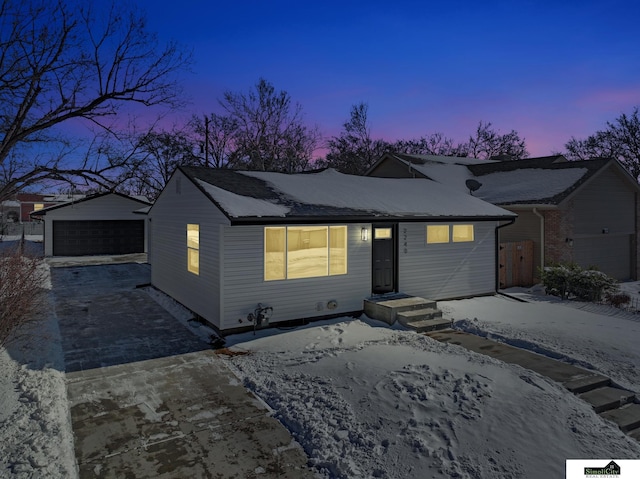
573 234 631 280
53 220 145 256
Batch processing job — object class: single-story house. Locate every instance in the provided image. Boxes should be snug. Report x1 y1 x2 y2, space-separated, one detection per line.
148 166 515 334
31 192 151 256
367 153 640 283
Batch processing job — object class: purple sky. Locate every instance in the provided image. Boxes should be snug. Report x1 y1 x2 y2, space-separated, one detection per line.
137 0 640 157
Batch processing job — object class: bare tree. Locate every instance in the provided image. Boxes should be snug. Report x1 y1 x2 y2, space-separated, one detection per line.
0 0 190 200
116 128 200 200
464 121 528 160
565 107 640 181
321 102 391 175
189 113 240 168
0 245 47 347
218 78 321 172
392 132 467 157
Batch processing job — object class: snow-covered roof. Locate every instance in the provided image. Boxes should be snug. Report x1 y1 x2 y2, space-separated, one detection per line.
182 167 515 222
473 168 588 204
379 154 621 206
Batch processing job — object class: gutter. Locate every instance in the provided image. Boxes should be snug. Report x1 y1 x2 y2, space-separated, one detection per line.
532 207 545 272
495 217 517 292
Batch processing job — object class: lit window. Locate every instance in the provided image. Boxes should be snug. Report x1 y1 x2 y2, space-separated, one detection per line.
264 226 347 281
452 224 474 242
374 227 392 239
264 227 286 280
33 203 44 211
427 225 449 244
187 224 199 275
329 226 347 275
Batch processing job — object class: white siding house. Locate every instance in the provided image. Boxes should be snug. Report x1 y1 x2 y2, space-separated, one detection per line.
32 192 151 256
149 167 515 334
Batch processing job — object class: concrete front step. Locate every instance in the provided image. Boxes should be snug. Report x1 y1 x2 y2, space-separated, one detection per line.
579 387 636 414
397 308 443 323
600 403 640 433
563 374 611 394
364 296 437 325
402 317 452 333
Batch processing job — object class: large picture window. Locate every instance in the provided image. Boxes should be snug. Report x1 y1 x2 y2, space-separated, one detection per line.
264 226 347 281
187 224 200 275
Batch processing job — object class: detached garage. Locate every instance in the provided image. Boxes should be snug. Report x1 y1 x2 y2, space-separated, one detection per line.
32 192 151 257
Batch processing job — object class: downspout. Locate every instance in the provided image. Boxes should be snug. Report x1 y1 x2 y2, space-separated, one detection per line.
495 218 516 292
532 207 545 273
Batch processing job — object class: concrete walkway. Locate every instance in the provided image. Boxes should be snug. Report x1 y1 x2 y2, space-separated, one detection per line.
51 262 315 478
426 329 640 441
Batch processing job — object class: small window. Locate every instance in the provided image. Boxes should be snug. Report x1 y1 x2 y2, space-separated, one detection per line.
265 227 286 281
452 224 474 242
427 225 449 244
33 203 44 211
187 224 199 275
374 228 392 239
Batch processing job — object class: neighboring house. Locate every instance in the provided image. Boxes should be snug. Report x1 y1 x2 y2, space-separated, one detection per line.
16 193 86 222
31 192 151 256
367 153 640 282
148 166 515 334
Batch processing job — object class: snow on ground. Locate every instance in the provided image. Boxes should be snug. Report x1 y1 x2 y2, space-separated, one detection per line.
3 262 640 478
442 285 640 393
223 315 640 479
0 263 77 479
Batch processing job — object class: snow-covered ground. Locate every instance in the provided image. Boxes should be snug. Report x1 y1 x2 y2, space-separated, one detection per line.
0 263 77 479
2 267 640 478
223 288 640 478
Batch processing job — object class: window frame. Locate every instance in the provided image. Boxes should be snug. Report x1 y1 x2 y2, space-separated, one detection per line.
426 225 450 244
264 225 348 281
187 223 200 275
452 224 474 243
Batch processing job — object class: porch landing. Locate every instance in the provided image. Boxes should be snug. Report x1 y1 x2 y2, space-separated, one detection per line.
364 295 451 332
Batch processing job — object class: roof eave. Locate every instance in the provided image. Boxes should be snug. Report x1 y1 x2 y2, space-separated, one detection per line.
229 214 516 226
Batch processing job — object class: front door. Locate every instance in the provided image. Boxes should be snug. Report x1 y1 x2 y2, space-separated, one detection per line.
372 224 396 294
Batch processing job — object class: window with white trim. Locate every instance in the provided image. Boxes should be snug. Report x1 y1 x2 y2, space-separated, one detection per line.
452 224 474 242
187 224 200 275
264 226 347 281
426 225 449 244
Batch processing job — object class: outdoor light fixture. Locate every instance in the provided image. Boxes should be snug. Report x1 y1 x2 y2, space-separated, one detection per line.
565 238 574 246
361 227 369 241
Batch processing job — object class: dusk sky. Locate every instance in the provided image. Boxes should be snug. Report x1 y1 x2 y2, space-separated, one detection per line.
138 0 640 157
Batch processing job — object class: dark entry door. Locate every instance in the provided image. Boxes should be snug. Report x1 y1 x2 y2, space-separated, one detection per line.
372 224 396 294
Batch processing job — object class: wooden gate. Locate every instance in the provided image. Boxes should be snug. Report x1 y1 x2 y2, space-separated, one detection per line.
499 240 534 288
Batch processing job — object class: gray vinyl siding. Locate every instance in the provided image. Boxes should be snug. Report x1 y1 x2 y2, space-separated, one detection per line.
499 209 543 271
368 158 417 178
150 171 229 328
221 224 370 330
42 194 149 256
573 168 635 235
398 221 497 300
571 167 635 279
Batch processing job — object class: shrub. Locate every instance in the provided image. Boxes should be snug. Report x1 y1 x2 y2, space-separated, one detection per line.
540 263 618 302
0 245 48 347
605 292 631 308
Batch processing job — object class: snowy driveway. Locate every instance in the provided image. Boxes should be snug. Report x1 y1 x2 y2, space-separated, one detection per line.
51 262 314 478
